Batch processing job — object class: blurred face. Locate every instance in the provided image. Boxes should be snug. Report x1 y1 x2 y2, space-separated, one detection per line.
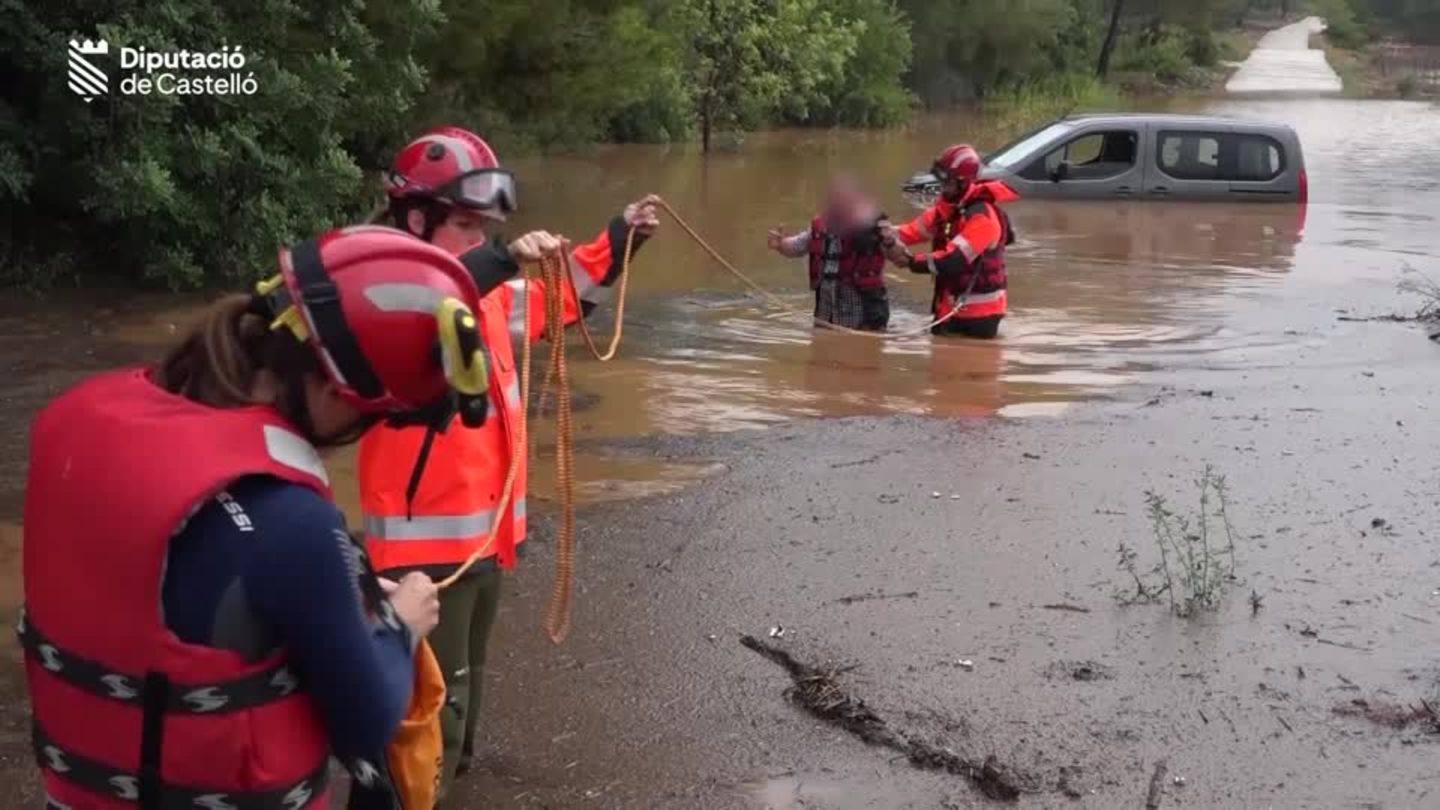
409 207 495 255
823 175 869 226
941 176 968 201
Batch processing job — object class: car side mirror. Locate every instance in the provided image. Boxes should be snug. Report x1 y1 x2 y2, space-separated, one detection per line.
1051 161 1071 183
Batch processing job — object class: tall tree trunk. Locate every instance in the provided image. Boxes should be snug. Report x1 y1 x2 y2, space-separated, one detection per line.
700 95 712 153
1097 0 1125 79
1281 0 1290 18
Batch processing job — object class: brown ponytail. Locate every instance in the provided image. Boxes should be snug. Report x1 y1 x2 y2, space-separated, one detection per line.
155 294 319 422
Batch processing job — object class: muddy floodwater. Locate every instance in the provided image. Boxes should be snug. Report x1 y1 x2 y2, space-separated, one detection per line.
3 20 1440 809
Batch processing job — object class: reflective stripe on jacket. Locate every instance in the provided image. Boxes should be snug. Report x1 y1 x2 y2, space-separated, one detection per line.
360 217 636 575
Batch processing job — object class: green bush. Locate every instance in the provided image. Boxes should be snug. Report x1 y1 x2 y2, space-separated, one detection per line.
1186 30 1222 67
807 0 917 127
1116 28 1193 82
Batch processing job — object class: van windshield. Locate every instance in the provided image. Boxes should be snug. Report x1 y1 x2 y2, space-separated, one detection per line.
988 122 1075 169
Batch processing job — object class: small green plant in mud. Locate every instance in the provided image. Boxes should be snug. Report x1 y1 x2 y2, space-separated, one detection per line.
1398 267 1440 323
1116 466 1240 617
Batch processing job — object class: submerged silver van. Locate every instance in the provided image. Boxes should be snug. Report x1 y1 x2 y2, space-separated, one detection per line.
904 113 1308 202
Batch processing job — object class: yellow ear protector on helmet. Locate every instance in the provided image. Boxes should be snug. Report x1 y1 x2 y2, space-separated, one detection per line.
435 297 490 428
254 274 310 341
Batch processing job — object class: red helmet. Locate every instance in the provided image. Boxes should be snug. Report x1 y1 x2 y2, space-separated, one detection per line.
384 126 517 215
257 225 487 423
933 143 984 183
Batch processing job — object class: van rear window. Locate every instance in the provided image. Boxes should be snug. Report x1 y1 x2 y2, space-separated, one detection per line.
1157 131 1286 183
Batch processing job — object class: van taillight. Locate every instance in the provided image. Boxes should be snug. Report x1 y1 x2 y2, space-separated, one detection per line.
1298 168 1308 203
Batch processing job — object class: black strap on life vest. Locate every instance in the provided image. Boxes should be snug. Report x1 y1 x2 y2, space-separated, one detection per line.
15 606 303 715
288 238 384 401
137 672 169 809
32 721 330 810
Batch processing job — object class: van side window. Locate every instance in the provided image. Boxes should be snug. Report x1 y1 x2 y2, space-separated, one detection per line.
1233 135 1284 181
1158 132 1221 180
1021 130 1138 181
1158 131 1287 182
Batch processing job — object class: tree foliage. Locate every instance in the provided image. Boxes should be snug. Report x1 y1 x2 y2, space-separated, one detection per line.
3 0 1431 288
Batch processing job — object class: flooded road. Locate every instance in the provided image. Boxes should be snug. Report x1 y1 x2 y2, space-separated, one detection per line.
3 25 1440 808
1226 16 1344 95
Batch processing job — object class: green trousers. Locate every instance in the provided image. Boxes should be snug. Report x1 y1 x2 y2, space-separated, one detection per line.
429 568 504 805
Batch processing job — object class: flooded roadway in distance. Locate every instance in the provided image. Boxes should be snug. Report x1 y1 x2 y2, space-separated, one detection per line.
2 20 1440 805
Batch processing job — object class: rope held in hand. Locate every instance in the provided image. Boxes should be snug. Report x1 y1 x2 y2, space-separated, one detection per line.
434 250 599 645
649 197 978 339
434 195 974 643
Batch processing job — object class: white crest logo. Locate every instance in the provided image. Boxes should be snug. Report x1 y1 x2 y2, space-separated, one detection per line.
269 667 298 696
351 758 380 787
109 775 140 800
282 782 313 810
42 745 70 773
192 794 238 810
101 674 139 700
182 686 229 713
37 643 63 672
68 39 109 103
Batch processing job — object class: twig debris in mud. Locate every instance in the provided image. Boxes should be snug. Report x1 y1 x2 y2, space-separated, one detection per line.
739 635 1027 801
1041 603 1091 613
831 450 900 469
1334 698 1440 733
1145 759 1168 809
833 591 920 605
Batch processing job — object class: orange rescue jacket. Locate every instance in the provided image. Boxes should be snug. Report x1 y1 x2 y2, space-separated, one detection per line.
359 217 638 575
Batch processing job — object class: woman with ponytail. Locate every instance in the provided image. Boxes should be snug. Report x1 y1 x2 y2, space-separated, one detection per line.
21 226 489 809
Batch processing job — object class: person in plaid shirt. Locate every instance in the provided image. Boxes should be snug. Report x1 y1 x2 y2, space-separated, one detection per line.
767 175 892 331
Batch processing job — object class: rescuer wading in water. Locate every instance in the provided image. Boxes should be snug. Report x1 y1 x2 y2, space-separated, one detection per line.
885 143 1019 339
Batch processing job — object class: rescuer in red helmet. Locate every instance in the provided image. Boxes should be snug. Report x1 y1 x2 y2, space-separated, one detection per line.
360 125 660 800
886 143 1019 339
22 226 496 809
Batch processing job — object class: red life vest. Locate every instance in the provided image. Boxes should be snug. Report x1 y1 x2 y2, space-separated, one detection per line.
22 368 332 809
930 181 1017 319
807 216 887 292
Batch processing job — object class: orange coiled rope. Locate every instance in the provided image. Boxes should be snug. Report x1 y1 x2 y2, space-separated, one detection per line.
435 248 609 645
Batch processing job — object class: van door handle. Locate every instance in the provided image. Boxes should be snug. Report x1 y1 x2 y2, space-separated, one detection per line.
1152 186 1170 195
1115 186 1135 195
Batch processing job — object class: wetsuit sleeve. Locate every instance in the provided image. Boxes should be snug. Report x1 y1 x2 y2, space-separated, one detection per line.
458 241 521 299
502 214 651 344
240 483 415 769
907 202 1002 278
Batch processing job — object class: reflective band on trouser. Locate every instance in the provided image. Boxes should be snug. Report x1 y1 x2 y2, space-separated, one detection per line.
952 289 1006 319
363 499 527 542
16 606 300 714
35 722 329 810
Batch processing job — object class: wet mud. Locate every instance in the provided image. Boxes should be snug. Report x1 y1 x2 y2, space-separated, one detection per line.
739 634 1026 801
